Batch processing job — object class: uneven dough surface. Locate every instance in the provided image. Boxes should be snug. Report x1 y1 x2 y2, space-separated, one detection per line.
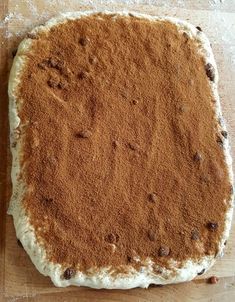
8 11 233 288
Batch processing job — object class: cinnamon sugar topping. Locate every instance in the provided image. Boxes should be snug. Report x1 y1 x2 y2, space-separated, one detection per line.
17 14 231 273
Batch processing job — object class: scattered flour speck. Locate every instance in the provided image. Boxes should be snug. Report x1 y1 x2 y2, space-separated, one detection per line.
0 0 233 67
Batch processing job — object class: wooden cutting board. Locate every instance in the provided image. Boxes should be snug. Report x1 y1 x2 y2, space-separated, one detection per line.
1 1 235 301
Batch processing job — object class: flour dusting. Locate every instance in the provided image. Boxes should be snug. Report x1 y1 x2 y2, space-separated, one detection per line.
1 0 233 65
0 0 230 39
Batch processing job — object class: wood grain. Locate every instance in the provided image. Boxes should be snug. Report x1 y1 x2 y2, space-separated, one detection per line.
0 0 9 300
1 1 235 301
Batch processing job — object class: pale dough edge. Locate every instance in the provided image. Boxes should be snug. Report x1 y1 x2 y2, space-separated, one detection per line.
8 10 234 289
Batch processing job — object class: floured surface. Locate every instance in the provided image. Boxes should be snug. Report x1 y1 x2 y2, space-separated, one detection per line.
7 10 234 289
1 0 235 300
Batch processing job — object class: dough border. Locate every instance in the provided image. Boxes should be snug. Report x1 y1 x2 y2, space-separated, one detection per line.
8 11 234 289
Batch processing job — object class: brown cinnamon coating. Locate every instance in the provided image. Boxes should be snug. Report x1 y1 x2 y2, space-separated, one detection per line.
17 14 231 273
